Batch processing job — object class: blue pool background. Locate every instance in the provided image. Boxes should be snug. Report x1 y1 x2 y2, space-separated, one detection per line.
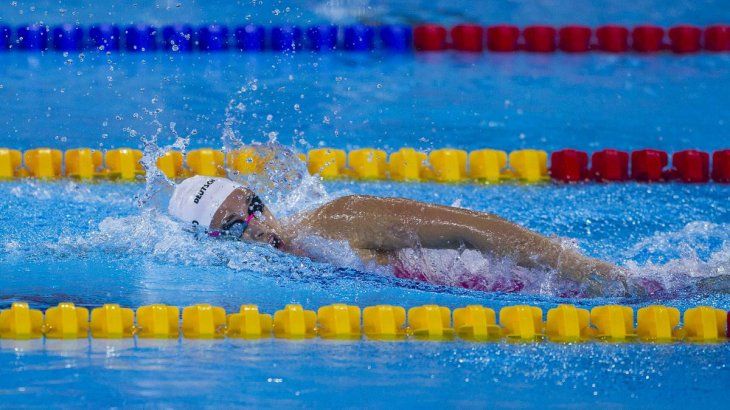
1 0 730 407
1 0 729 153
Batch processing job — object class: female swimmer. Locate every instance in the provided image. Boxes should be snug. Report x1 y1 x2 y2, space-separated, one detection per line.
168 176 626 294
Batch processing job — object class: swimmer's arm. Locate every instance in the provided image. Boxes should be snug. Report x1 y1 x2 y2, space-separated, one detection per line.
409 212 622 288
297 195 624 292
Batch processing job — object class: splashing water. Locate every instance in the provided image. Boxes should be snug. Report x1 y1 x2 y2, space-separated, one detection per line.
132 108 193 212
31 81 726 300
623 222 730 296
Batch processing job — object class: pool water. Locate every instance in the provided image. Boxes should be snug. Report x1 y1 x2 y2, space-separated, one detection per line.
2 181 729 407
1 0 730 407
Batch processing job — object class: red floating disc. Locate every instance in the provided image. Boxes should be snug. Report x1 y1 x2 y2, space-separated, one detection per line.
668 25 702 53
524 25 557 52
672 150 709 183
712 149 730 183
486 25 520 52
559 25 592 52
451 24 484 52
413 24 448 51
591 149 629 182
632 25 665 52
596 25 629 52
704 25 730 52
631 149 669 182
550 149 589 182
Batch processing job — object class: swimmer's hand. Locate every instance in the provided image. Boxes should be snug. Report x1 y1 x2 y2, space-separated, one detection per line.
581 267 631 297
557 255 630 298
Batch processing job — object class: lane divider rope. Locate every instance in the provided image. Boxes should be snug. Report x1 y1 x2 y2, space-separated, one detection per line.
1 23 728 53
1 147 729 184
0 302 727 342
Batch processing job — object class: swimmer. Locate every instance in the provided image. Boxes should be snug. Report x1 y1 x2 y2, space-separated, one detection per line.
169 176 627 295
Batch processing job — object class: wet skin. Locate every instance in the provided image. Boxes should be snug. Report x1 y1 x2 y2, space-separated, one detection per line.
209 189 627 295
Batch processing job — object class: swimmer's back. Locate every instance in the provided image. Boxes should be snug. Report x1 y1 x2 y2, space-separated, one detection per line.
295 195 621 289
295 195 509 250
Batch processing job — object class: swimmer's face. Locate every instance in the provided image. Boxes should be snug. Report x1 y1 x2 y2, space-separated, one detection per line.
210 187 285 249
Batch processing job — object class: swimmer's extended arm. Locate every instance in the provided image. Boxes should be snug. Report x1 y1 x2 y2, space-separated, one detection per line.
294 195 624 291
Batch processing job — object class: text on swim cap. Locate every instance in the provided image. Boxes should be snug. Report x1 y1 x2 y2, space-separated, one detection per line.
193 179 216 204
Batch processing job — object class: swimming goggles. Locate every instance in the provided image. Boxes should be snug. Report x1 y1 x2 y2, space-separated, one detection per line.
213 194 265 239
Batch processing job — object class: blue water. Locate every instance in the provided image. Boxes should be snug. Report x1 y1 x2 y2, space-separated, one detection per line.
3 52 729 153
2 0 730 407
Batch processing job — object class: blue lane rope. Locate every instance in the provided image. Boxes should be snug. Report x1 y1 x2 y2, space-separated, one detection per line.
1 23 727 53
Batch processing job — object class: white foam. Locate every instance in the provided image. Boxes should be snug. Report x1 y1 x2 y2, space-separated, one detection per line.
622 221 730 295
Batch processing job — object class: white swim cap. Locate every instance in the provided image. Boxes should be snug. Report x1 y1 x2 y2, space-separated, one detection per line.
168 175 241 229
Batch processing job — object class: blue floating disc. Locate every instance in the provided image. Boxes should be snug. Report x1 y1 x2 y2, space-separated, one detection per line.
198 24 229 51
271 26 303 51
52 24 84 52
344 24 374 51
306 25 338 51
380 25 412 51
162 24 194 52
0 25 11 50
234 25 265 51
89 24 120 51
17 24 48 51
124 24 157 52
